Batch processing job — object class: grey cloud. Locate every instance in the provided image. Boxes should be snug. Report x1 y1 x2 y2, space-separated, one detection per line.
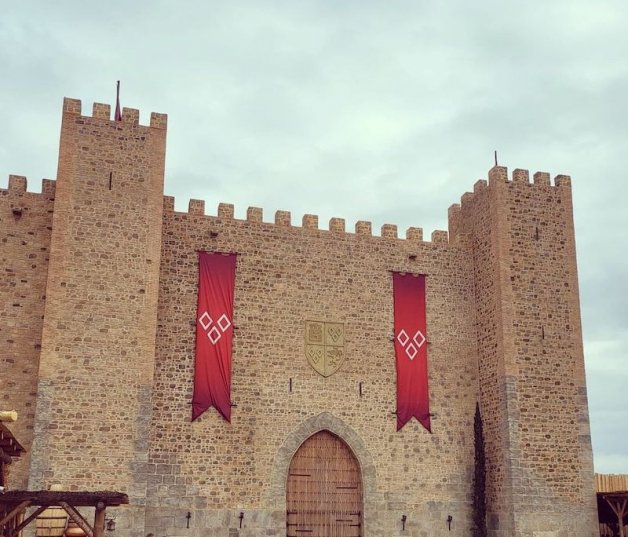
1 0 626 473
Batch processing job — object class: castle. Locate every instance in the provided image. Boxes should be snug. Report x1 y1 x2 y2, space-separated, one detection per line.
0 97 598 537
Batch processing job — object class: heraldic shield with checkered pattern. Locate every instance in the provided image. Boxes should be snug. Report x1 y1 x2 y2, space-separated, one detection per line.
305 320 345 377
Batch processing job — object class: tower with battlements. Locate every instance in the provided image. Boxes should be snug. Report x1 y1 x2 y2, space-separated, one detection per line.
0 97 597 537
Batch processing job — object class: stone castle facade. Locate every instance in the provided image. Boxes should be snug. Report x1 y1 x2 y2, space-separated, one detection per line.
0 97 598 536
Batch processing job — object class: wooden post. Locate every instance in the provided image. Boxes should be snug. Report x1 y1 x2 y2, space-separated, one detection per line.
0 501 31 528
8 506 47 537
93 502 105 537
604 496 627 537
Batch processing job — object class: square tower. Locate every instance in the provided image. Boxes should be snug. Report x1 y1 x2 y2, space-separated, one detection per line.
450 166 597 537
29 99 167 532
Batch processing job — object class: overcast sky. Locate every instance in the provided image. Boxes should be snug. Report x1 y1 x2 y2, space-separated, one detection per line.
1 1 626 473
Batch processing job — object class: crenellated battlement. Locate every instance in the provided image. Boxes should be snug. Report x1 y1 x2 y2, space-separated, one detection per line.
486 165 571 188
159 165 575 250
162 195 454 245
62 97 167 129
1 175 56 198
3 161 573 250
450 166 571 212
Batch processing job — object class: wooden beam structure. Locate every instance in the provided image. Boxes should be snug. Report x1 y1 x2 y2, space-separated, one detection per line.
0 491 128 537
0 502 31 530
10 506 48 537
0 425 25 459
59 503 94 537
601 494 628 537
596 473 628 537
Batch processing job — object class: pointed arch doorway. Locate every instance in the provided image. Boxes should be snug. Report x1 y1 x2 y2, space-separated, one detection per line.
286 430 363 537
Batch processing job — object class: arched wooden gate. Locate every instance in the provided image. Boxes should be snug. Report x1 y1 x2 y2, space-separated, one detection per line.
286 430 363 537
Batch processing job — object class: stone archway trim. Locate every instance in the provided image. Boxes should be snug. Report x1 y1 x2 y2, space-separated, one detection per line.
265 412 378 509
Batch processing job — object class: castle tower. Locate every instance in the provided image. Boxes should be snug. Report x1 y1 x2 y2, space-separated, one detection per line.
29 98 167 531
0 175 55 489
449 167 598 537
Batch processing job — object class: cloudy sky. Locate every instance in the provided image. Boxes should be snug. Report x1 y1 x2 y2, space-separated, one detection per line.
1 1 626 473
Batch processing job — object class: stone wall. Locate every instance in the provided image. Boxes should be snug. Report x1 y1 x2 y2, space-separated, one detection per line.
0 176 55 488
147 200 479 536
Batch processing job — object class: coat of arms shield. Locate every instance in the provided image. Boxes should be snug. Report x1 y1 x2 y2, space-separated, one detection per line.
305 321 345 377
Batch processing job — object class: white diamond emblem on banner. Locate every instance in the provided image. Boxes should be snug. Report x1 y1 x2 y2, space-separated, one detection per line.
217 314 231 332
397 329 409 346
199 311 232 345
199 311 213 330
208 326 221 344
397 328 426 360
413 330 426 349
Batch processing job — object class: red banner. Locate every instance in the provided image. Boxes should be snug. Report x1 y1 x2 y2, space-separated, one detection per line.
192 252 237 422
393 272 431 432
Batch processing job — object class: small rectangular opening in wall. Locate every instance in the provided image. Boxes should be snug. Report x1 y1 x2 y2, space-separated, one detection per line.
109 172 113 190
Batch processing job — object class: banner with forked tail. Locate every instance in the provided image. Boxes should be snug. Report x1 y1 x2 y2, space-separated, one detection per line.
393 272 431 432
192 252 237 422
